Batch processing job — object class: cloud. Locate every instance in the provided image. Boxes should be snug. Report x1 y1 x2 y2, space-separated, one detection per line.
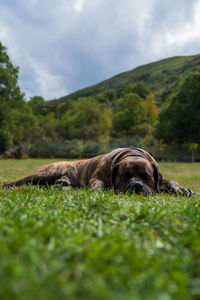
144 0 200 58
74 0 85 13
166 1 200 47
22 55 69 99
0 0 200 100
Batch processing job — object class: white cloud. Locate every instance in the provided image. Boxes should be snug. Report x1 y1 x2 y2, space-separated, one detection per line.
74 0 84 13
0 0 199 99
135 0 200 61
0 22 21 65
166 0 200 47
0 25 9 41
22 55 69 100
33 64 68 100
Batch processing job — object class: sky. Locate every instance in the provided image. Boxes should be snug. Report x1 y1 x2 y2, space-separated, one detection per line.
0 0 200 100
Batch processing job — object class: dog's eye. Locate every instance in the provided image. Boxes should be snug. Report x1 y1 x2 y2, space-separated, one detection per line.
142 172 151 180
120 172 130 178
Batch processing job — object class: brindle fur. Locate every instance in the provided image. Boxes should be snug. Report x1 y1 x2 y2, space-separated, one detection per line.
2 148 193 196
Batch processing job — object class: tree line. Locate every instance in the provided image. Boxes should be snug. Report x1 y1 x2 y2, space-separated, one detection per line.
1 41 200 160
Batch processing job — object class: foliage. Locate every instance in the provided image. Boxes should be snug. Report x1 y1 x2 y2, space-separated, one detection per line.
1 39 200 158
0 42 41 151
23 139 102 158
0 42 23 104
141 93 158 134
0 42 24 151
96 90 117 106
113 93 145 135
59 97 112 140
113 84 158 136
156 70 200 144
123 82 149 98
28 96 46 115
0 160 200 299
56 54 200 104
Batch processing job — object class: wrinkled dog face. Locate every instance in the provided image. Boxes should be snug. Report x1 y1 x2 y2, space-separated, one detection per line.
112 157 156 195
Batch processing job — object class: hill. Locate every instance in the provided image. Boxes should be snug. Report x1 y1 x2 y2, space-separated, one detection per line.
54 54 200 105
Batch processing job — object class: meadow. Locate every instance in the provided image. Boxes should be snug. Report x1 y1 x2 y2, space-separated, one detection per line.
0 159 200 300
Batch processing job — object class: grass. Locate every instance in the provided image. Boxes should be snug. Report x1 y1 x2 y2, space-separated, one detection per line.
0 159 200 300
56 54 200 104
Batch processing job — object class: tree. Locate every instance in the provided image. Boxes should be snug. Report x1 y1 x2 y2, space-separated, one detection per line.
28 96 46 115
123 82 149 99
0 104 12 152
156 70 200 144
113 93 145 135
141 93 158 134
112 81 158 136
113 86 158 136
0 41 41 152
0 42 25 106
96 90 116 106
59 97 112 140
0 41 27 151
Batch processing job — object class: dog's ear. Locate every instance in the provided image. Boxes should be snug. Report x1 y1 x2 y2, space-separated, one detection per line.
152 163 163 192
107 164 119 189
112 164 119 187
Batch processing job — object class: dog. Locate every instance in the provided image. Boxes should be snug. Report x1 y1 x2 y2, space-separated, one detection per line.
2 148 193 196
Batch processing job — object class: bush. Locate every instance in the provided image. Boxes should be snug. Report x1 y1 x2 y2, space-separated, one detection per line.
23 139 102 158
18 137 200 162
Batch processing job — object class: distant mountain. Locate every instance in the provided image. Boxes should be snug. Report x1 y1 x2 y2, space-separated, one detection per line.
51 54 200 106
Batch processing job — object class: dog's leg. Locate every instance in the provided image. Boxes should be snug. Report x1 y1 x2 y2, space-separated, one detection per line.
88 178 105 190
2 171 61 188
54 176 73 190
2 174 48 188
159 179 194 197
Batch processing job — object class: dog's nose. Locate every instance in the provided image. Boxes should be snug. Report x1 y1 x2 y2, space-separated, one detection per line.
131 182 144 194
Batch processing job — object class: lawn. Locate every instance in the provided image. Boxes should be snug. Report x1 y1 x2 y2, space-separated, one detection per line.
0 159 200 300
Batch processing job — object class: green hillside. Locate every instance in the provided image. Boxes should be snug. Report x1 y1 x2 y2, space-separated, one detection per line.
56 54 200 104
2 39 200 158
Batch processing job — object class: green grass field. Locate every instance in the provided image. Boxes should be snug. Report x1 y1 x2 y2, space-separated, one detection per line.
0 159 200 300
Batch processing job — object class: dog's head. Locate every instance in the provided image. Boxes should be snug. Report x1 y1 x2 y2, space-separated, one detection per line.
109 149 162 195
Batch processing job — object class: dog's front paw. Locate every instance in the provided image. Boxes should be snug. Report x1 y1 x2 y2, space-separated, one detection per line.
171 187 194 197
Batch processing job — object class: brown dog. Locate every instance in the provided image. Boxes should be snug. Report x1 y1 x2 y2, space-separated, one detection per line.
2 148 193 196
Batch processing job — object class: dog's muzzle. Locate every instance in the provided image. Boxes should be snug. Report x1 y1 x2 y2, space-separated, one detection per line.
126 181 153 195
